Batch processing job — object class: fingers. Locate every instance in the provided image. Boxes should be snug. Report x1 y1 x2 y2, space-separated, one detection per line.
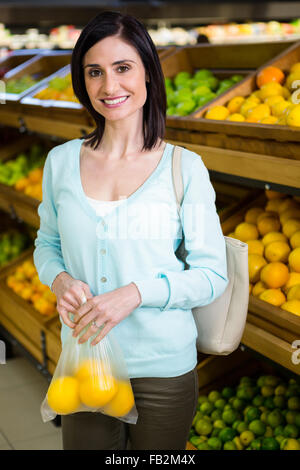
59 307 77 329
91 323 112 346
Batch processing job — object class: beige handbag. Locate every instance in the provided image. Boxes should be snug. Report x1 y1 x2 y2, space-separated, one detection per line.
172 146 249 355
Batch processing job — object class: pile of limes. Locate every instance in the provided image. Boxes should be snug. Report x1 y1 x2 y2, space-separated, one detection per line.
189 374 300 450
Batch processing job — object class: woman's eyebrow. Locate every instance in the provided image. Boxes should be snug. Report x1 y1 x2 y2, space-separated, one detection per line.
84 60 136 68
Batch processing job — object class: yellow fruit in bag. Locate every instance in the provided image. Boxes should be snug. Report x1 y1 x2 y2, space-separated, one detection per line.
47 376 80 414
79 374 117 408
103 381 135 417
75 359 109 382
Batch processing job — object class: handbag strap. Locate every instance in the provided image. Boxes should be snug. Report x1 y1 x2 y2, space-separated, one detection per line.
172 145 184 214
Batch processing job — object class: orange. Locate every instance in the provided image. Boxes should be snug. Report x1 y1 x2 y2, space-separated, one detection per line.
103 381 135 417
262 231 288 246
205 106 230 121
14 177 29 192
28 167 43 184
256 66 285 88
244 207 264 224
260 262 290 288
257 216 281 237
19 286 35 301
6 275 16 289
265 190 286 200
75 359 110 382
283 272 300 293
252 280 267 297
278 198 300 214
287 285 300 301
257 211 278 222
47 376 81 414
248 254 267 283
280 209 300 225
290 231 300 249
79 374 117 408
247 239 264 256
282 219 300 239
33 297 56 315
264 241 291 263
227 96 245 113
259 289 286 307
281 300 300 316
235 222 259 242
288 247 300 273
42 289 57 304
249 284 253 294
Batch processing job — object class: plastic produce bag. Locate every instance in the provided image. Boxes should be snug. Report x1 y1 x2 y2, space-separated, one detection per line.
41 297 138 425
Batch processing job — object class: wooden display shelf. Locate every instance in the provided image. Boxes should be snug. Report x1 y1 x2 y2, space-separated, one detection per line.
165 138 300 190
44 316 62 367
0 181 40 228
23 114 94 140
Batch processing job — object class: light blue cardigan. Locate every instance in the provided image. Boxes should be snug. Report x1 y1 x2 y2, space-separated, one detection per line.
33 138 228 378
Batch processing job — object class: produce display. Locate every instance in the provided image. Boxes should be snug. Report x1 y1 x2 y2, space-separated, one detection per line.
0 143 47 200
190 373 300 450
205 62 300 127
166 70 244 116
6 258 57 316
33 73 79 103
5 73 43 94
0 229 30 268
227 190 300 316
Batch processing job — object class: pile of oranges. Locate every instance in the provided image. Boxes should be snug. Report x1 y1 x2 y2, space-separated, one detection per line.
14 167 43 201
6 258 57 316
47 359 134 417
205 62 300 127
228 190 300 316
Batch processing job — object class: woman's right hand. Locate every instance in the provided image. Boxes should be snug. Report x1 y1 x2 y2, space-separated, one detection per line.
51 271 93 329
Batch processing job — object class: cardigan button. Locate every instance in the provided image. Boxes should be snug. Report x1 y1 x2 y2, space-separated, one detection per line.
101 277 107 283
100 249 106 255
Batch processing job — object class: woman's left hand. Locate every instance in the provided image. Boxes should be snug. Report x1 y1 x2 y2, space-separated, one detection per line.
72 282 142 345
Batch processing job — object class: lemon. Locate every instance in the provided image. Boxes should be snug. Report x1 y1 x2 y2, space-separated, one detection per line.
260 116 278 124
262 231 288 246
246 103 271 123
259 82 284 100
252 280 267 297
248 253 267 283
235 222 259 241
271 100 292 117
264 95 284 106
290 62 300 74
264 241 291 263
282 219 300 238
227 96 245 113
226 113 245 122
47 376 81 415
102 380 135 417
285 71 300 90
287 285 300 301
290 230 300 249
286 104 300 127
281 299 300 315
79 374 117 408
247 239 264 256
245 207 265 224
240 100 257 117
205 105 229 120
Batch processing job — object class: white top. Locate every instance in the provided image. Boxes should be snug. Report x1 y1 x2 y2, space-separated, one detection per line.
86 195 126 216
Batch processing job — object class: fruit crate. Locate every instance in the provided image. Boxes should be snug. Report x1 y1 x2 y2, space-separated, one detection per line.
221 192 300 375
0 136 53 228
165 41 300 160
0 50 40 80
20 63 93 127
157 46 177 60
44 316 62 376
187 348 299 450
0 250 58 368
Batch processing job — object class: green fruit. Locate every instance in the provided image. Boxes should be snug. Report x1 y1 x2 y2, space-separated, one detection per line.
261 437 280 450
237 387 255 401
200 401 214 415
267 409 284 428
222 387 235 399
288 397 300 411
198 395 209 405
211 409 222 421
194 69 213 80
249 420 266 436
250 438 262 450
264 426 273 437
240 430 255 446
264 397 276 410
195 419 213 436
273 396 285 409
231 74 244 83
213 419 226 430
223 441 237 450
237 422 248 434
207 437 222 450
252 395 264 407
190 435 203 447
175 99 196 116
211 428 221 437
196 93 215 107
232 398 246 411
274 384 287 396
283 424 299 438
166 107 176 116
264 376 281 387
208 390 222 403
192 411 202 426
206 76 219 91
285 410 298 424
274 425 285 437
246 407 261 423
219 427 237 443
197 442 211 450
295 413 300 427
214 398 226 410
193 85 211 97
280 438 300 450
222 409 238 425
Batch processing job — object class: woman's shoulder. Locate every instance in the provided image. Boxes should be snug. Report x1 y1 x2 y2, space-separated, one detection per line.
47 138 81 162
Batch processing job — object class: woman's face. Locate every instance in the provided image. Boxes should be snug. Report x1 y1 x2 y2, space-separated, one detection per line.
83 35 148 122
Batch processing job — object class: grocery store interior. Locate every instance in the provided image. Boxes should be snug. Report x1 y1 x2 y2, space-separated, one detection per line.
1 0 300 451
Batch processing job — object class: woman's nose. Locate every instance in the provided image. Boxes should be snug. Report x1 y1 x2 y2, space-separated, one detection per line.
102 73 119 96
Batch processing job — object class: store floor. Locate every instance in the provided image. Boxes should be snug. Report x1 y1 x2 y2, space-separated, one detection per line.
0 353 62 450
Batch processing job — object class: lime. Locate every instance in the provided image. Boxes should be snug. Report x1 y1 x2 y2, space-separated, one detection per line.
232 420 242 430
237 387 255 401
215 398 226 410
261 437 280 450
208 390 222 403
232 398 246 411
257 376 268 388
280 438 300 450
192 410 202 426
223 441 237 450
190 435 203 447
200 401 214 415
267 409 284 428
264 397 276 410
240 430 255 446
295 413 300 427
275 435 285 445
240 376 254 386
236 421 248 434
285 410 298 424
211 428 221 437
252 395 264 407
228 397 235 405
264 426 273 437
193 85 211 98
213 419 226 430
286 384 300 398
264 376 281 387
175 99 196 116
224 404 232 411
288 396 300 411
222 387 235 399
275 384 287 396
273 395 285 409
219 427 237 443
261 386 274 397
198 395 209 405
207 437 222 450
283 424 299 438
249 419 266 436
222 409 238 425
246 407 261 423
274 425 285 437
197 442 211 450
211 409 222 421
233 436 244 450
194 69 213 80
250 438 262 450
195 418 213 436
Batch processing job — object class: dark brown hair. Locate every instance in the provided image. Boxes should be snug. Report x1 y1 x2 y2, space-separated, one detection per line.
71 11 166 150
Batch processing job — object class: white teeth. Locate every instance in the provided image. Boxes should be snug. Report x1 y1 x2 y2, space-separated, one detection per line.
103 96 128 105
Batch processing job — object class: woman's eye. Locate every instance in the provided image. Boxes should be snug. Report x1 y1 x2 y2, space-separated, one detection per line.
117 65 130 73
88 69 102 77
